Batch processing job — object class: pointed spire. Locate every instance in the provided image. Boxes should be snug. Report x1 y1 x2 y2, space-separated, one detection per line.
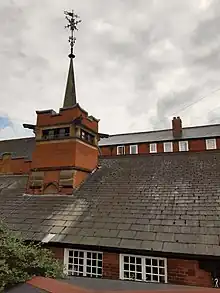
63 10 81 108
63 57 77 108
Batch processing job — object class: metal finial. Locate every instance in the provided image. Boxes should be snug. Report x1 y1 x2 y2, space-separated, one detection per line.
64 10 82 58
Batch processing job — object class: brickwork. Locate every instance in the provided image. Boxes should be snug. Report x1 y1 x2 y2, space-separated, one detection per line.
47 247 213 287
0 155 31 174
168 258 212 287
102 252 119 279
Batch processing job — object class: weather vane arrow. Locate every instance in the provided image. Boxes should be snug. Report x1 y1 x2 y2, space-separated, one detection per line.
64 10 82 58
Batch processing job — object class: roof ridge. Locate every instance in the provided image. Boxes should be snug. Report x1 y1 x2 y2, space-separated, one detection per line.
107 122 220 138
0 136 34 143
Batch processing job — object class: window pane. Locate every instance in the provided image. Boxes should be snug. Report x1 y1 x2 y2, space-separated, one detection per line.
117 146 125 155
66 250 102 278
130 145 138 154
121 254 166 284
206 138 217 150
149 143 157 153
163 142 173 152
179 141 188 152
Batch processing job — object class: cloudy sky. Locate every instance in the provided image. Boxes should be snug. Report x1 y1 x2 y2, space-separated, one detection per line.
0 0 220 139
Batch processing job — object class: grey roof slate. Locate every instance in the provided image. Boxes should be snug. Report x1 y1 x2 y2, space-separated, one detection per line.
2 151 220 256
99 123 220 146
0 137 35 159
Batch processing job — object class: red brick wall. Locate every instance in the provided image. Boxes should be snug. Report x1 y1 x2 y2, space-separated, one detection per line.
168 258 212 287
0 156 31 174
49 247 64 261
189 139 206 152
31 141 76 169
37 106 98 132
49 247 214 287
103 252 119 279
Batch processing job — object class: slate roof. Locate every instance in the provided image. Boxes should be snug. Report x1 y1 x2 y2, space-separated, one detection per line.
0 137 35 159
99 123 220 146
1 151 220 257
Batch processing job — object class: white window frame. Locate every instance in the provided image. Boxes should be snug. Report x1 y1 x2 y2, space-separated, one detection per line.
149 143 157 153
130 144 138 155
178 140 189 152
119 254 167 283
117 145 125 155
64 249 103 278
205 138 217 150
163 142 173 152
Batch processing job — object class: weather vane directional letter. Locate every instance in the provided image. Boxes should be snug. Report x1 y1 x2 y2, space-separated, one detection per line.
64 10 81 58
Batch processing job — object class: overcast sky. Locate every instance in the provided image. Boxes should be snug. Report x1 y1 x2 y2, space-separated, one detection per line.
1 0 220 139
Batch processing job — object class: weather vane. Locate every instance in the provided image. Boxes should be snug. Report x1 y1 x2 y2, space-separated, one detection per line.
64 10 82 58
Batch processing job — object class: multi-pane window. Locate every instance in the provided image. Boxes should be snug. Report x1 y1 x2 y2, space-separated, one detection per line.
80 129 95 144
130 145 138 154
149 143 157 153
120 254 167 283
205 138 217 150
163 142 173 152
117 146 125 155
179 140 189 152
42 127 70 140
64 249 103 278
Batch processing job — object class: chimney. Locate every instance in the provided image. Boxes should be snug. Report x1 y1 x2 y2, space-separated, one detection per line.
172 116 182 138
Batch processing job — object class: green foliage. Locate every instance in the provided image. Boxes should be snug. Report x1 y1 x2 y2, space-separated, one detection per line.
0 222 64 291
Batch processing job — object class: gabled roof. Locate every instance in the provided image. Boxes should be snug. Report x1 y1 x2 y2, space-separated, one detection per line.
99 123 220 146
1 151 220 257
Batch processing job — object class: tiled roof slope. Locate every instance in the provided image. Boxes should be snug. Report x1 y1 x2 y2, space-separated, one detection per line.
1 151 220 256
99 123 220 146
0 137 35 159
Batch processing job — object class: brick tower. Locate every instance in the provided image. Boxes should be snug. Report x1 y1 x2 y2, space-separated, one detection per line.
27 11 99 195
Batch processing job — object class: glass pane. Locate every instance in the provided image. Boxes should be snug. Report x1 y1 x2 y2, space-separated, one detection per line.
69 257 73 264
136 257 141 264
92 267 97 274
69 250 73 257
145 258 151 266
152 259 158 266
79 251 84 258
153 267 158 274
68 264 73 270
73 257 78 264
159 260 164 267
98 253 102 260
92 253 97 259
98 268 102 275
74 251 79 257
130 257 135 263
146 274 151 281
92 260 96 266
87 259 91 266
87 252 91 258
146 266 151 273
136 265 142 272
87 266 91 273
153 274 159 282
124 256 129 263
159 267 164 274
79 258 83 265
124 263 129 270
136 273 142 280
159 275 165 283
